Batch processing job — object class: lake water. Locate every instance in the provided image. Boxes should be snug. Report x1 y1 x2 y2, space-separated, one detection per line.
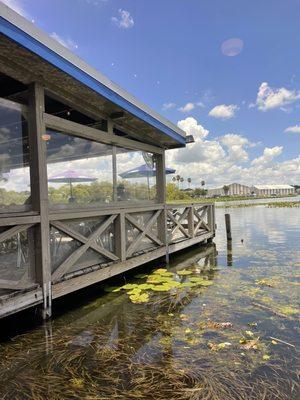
0 205 299 400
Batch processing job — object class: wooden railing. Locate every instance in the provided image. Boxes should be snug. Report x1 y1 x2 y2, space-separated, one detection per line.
0 203 215 292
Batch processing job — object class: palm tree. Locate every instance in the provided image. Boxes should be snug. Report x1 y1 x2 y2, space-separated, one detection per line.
187 177 192 189
180 177 184 189
176 174 181 188
223 185 230 196
201 180 205 187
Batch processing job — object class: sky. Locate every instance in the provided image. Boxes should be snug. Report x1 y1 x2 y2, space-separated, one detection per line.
1 0 300 188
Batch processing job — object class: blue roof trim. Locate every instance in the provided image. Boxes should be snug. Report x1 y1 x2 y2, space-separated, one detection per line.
0 16 186 146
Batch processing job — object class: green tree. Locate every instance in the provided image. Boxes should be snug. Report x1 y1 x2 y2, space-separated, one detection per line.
223 185 230 196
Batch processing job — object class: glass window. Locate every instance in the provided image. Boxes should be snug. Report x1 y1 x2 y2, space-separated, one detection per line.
116 149 157 202
46 129 113 208
0 98 31 212
0 226 33 296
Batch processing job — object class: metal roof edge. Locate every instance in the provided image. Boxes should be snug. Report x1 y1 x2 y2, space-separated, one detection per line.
0 3 186 146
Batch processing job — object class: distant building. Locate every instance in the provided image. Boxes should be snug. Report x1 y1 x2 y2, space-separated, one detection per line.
252 185 295 196
207 183 251 197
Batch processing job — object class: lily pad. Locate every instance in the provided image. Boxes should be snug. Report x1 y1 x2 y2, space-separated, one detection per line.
129 292 149 304
122 283 139 290
189 277 213 286
177 269 193 276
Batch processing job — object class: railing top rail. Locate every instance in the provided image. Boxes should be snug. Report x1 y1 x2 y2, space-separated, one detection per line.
49 203 165 221
166 202 214 208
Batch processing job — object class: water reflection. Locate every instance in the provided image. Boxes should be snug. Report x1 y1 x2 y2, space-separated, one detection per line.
0 206 299 400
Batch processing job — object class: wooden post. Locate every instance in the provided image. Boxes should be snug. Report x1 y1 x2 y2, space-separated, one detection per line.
155 152 169 263
225 213 232 241
188 205 195 238
28 82 52 320
115 211 126 261
227 241 233 267
206 204 215 242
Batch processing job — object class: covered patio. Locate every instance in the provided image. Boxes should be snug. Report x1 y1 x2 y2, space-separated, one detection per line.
0 3 215 319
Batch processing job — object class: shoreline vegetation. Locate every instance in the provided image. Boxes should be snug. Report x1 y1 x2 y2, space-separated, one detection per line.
167 200 300 209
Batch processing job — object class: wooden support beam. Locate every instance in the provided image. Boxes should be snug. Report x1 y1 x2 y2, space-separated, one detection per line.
167 208 190 238
188 206 195 238
28 82 52 319
125 212 163 246
51 220 119 262
194 207 210 234
44 113 164 155
115 212 126 262
51 214 118 281
0 224 34 243
126 210 162 257
110 111 125 120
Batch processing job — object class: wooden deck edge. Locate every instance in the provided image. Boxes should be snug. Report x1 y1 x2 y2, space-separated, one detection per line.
0 288 43 319
0 232 214 318
52 232 214 299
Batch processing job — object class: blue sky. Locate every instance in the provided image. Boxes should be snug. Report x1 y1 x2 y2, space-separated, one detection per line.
2 0 300 187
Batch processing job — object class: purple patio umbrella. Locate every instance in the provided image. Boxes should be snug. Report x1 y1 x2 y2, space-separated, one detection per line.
48 169 97 198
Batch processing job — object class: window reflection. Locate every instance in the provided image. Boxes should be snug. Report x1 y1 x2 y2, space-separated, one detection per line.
0 98 31 212
46 129 113 208
116 149 157 202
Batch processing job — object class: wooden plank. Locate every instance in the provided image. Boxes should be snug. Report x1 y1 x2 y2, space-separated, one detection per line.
52 247 168 299
156 152 167 245
0 279 35 290
115 212 126 261
167 208 190 238
125 212 163 246
125 210 162 257
49 204 164 221
28 83 52 317
0 224 34 243
44 113 164 155
188 206 195 238
51 220 118 261
52 215 117 281
156 152 166 203
194 207 210 233
0 288 43 319
168 232 214 253
52 230 215 300
0 215 40 227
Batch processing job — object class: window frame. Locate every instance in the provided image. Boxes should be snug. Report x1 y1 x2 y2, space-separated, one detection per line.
0 98 31 214
44 113 164 212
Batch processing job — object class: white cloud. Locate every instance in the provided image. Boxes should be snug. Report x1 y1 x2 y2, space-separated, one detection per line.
162 102 176 111
83 0 108 5
284 125 300 133
112 9 134 29
208 104 239 119
178 102 195 113
220 133 253 163
166 117 298 188
1 0 31 19
251 146 283 166
50 32 78 51
177 117 209 140
251 82 300 111
178 102 204 113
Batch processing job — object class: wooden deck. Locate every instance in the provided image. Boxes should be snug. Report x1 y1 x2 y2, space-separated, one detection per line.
0 202 215 319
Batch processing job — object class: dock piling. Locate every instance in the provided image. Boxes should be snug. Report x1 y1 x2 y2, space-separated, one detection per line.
225 213 232 242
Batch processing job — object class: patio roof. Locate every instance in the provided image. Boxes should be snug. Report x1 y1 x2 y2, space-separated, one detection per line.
0 3 187 149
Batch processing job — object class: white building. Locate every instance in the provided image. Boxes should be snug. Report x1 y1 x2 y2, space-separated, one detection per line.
252 185 295 196
207 183 251 197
